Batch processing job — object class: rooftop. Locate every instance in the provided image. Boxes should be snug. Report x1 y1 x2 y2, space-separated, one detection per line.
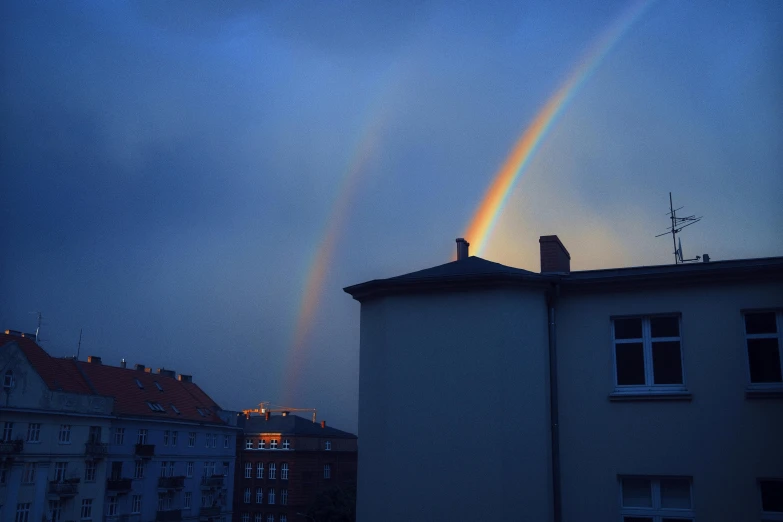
240 413 357 439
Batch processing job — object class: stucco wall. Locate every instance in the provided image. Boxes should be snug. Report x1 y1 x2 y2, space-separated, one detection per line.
556 280 783 521
356 286 552 522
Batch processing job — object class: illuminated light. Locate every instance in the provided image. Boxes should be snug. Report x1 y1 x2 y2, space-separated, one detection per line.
463 0 655 257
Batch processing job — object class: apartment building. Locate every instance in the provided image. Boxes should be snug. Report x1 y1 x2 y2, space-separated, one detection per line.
344 236 783 522
1 331 239 522
233 412 357 522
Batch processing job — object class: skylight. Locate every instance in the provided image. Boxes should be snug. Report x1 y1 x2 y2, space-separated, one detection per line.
146 401 165 412
135 379 144 389
171 404 181 415
154 382 163 392
196 408 205 417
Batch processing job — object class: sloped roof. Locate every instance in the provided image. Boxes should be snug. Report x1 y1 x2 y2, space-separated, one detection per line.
241 414 356 439
1 332 228 425
1 333 93 394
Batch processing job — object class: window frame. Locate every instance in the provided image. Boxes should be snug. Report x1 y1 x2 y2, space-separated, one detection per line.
80 499 93 521
611 314 687 396
58 424 71 444
743 310 783 390
257 462 264 479
323 464 331 479
618 475 694 522
26 423 41 443
759 478 783 521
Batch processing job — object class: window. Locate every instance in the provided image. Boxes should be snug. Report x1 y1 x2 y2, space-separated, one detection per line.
270 439 278 450
761 480 783 519
54 462 68 482
15 503 30 522
26 423 40 443
242 514 250 522
160 461 169 477
1 422 12 442
620 476 693 521
257 462 264 478
267 515 274 522
110 461 123 480
281 489 288 506
164 430 170 446
3 370 13 390
246 438 254 450
155 381 163 391
106 497 118 517
48 500 61 522
212 434 218 447
187 461 194 477
256 487 263 503
113 427 125 445
269 463 276 479
745 311 783 385
268 489 275 505
80 499 93 520
259 439 266 449
280 516 287 522
184 492 192 510
281 463 289 480
189 432 196 447
85 460 97 482
137 429 148 444
158 492 172 511
172 430 178 446
325 440 331 451
244 487 251 503
134 460 145 479
282 439 290 450
255 514 263 522
135 378 144 389
58 424 71 444
147 401 165 412
223 462 230 475
613 316 685 392
171 404 181 415
224 435 230 448
22 462 36 483
324 464 331 479
88 426 101 443
131 495 142 514
205 433 210 447
245 462 252 478
0 462 7 484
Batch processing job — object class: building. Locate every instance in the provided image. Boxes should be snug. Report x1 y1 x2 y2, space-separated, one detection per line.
1 331 240 522
344 236 783 522
233 411 357 522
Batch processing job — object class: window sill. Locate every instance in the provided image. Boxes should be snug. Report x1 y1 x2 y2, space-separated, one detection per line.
746 386 783 399
609 390 692 402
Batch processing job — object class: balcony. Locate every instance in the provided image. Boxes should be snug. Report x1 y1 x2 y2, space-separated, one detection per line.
104 515 140 522
134 443 155 458
0 439 23 455
106 478 133 493
198 506 221 518
48 479 80 497
85 441 108 459
200 474 225 489
157 476 185 490
155 510 182 522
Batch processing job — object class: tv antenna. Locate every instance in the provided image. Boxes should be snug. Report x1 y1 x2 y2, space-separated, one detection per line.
655 192 703 264
29 311 43 342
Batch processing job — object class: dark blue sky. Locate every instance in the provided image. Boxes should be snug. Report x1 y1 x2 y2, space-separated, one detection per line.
2 1 781 432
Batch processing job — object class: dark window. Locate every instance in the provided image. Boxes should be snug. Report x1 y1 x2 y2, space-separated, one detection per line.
652 342 684 384
613 315 684 389
616 343 645 385
615 318 643 339
650 316 679 338
761 480 783 512
746 312 777 334
745 312 783 384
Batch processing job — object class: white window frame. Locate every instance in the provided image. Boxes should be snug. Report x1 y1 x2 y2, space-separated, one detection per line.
244 487 251 504
163 430 170 446
106 497 118 517
3 370 14 390
611 315 687 395
58 424 71 444
267 489 275 505
224 435 230 448
282 439 290 450
281 463 288 480
270 439 278 450
269 463 276 480
255 514 263 522
137 429 148 445
22 463 36 483
281 489 288 506
187 461 194 478
80 499 93 521
325 440 331 451
242 513 250 522
16 503 31 522
323 464 331 479
131 495 142 514
113 427 125 445
54 462 68 482
760 478 783 521
619 476 694 521
257 462 264 479
134 460 145 479
743 310 783 389
267 515 274 522
256 487 263 504
188 432 196 447
280 516 287 522
84 460 97 482
244 462 252 478
246 438 253 450
171 430 178 446
26 423 41 443
184 492 192 510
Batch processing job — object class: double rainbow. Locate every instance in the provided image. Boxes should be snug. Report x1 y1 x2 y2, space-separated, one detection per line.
465 0 654 256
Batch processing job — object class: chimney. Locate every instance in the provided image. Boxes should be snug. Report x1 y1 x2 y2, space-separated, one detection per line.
456 238 470 260
120 359 126 369
135 364 146 371
539 235 571 274
87 355 102 364
157 368 176 378
177 374 193 383
320 420 326 429
265 411 270 421
281 411 289 417
703 254 710 263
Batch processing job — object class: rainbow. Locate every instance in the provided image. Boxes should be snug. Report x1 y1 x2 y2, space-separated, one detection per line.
464 0 655 256
281 93 394 405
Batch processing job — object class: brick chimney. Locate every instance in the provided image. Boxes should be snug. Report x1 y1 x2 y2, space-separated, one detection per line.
539 235 571 274
320 420 326 429
87 355 102 364
456 238 470 260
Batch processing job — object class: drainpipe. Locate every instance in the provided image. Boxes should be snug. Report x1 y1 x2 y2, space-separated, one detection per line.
548 284 562 522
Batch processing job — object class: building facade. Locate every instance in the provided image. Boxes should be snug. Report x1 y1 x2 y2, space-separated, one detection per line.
344 236 783 521
1 332 239 522
232 412 357 522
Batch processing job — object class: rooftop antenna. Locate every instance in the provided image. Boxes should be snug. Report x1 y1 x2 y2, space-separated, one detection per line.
77 328 83 360
655 192 703 264
29 311 43 342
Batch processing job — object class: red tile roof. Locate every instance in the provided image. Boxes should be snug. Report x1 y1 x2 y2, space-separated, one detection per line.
2 332 228 425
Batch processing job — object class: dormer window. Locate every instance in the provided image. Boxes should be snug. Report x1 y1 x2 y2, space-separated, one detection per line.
270 439 278 450
245 438 253 450
3 370 13 390
325 440 331 451
146 402 165 412
283 439 290 450
154 382 163 392
135 378 144 389
196 408 206 417
170 405 181 415
259 439 266 449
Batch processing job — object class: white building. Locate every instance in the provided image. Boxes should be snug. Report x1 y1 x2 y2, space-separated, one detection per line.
344 236 783 522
